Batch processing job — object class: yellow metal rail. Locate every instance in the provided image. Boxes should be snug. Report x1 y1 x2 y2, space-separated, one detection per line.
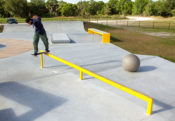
40 50 153 115
88 28 110 43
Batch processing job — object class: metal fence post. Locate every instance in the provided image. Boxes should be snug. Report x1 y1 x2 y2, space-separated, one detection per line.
152 21 155 29
168 23 171 30
127 21 128 27
139 21 141 28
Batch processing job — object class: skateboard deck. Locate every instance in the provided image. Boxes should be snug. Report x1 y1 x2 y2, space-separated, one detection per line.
31 52 48 56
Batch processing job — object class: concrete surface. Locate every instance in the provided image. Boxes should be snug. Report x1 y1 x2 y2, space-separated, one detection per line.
0 21 101 43
0 21 175 121
51 33 70 43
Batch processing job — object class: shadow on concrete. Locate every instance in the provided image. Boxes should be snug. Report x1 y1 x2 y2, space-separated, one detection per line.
0 44 6 49
80 60 120 67
0 82 67 121
44 64 71 69
153 98 174 114
140 56 156 62
0 109 18 121
138 66 157 72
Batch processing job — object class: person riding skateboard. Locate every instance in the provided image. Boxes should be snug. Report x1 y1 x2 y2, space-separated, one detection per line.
25 15 50 56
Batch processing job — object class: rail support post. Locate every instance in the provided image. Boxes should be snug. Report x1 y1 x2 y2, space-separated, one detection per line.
147 98 153 115
40 52 44 69
80 71 83 80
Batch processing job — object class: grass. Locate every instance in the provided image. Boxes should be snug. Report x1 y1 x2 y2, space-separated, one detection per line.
133 27 175 33
84 22 175 62
116 20 175 30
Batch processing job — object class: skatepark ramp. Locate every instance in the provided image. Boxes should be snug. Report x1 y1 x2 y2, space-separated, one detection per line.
43 21 86 33
40 50 153 115
1 21 104 43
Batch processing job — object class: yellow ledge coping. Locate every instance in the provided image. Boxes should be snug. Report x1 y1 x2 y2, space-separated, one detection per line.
88 28 110 43
40 50 153 115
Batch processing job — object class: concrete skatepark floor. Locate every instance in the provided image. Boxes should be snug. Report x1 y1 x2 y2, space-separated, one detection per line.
0 21 175 121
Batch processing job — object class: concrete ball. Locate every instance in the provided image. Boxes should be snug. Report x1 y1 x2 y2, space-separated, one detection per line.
122 54 140 72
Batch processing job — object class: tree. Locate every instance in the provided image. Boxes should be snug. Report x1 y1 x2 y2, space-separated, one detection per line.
0 0 7 17
143 0 156 16
60 3 78 16
46 0 59 16
154 0 170 16
89 0 105 15
28 0 48 16
31 0 45 6
4 0 28 17
167 0 175 10
96 1 105 15
108 0 119 14
77 1 90 16
171 9 175 16
118 0 132 15
104 4 111 15
132 0 149 15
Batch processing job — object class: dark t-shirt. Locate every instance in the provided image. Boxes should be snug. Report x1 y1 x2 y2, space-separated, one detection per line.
32 16 45 34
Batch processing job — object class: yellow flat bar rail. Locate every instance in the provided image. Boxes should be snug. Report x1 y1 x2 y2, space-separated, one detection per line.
40 50 153 115
88 28 110 43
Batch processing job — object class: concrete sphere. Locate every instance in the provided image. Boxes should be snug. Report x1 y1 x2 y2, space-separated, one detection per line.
122 54 140 72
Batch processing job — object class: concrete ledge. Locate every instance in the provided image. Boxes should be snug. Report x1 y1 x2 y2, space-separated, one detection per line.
51 33 70 44
88 28 110 43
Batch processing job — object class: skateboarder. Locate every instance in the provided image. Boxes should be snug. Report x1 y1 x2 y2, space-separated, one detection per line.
25 15 50 56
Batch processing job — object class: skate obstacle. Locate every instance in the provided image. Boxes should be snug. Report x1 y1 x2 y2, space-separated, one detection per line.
40 50 153 115
88 28 110 43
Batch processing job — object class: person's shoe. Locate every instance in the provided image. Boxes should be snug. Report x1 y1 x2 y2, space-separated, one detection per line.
33 53 38 56
46 49 50 53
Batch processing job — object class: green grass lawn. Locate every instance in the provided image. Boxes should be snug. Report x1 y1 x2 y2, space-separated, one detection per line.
84 22 175 62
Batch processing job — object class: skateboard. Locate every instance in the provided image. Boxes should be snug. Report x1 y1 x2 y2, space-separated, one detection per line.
31 52 48 56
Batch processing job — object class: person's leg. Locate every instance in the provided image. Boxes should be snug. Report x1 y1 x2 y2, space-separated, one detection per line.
40 32 49 51
33 32 40 53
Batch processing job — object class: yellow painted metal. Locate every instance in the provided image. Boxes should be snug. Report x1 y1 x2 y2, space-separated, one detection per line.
147 98 153 115
80 71 83 80
88 29 110 43
102 33 110 43
40 50 153 115
88 29 93 34
40 51 43 69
